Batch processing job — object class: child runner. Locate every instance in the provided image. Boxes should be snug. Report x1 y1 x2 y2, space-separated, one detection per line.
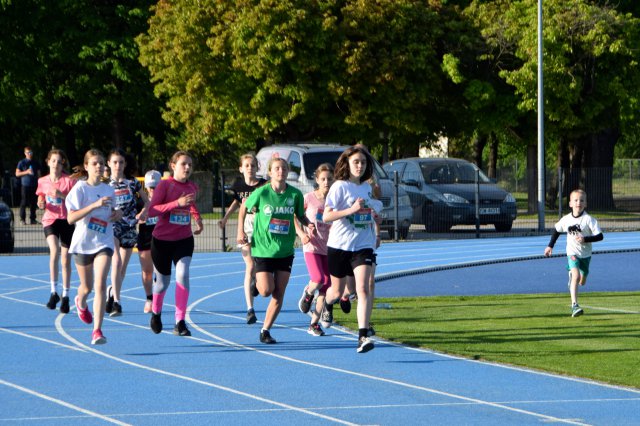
148 151 203 337
237 157 314 344
136 170 162 314
321 146 382 353
106 149 149 317
544 189 603 317
218 153 267 324
36 149 76 313
296 163 334 336
66 149 122 345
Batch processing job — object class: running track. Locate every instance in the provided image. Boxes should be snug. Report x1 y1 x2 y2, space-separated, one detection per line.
0 232 639 425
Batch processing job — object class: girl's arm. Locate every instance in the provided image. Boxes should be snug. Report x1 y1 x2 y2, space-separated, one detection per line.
189 201 203 235
219 199 240 229
294 217 311 245
68 197 112 225
323 198 363 223
135 185 150 221
236 204 248 246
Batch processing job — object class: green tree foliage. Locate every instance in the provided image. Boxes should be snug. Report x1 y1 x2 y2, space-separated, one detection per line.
137 0 454 160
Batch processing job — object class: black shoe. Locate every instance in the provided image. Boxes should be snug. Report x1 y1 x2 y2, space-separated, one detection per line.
250 277 259 297
109 301 122 317
173 320 191 336
246 308 257 324
105 285 114 314
150 312 163 334
367 324 376 337
298 287 314 314
46 292 60 310
60 296 70 314
260 329 276 344
339 297 351 314
357 336 374 353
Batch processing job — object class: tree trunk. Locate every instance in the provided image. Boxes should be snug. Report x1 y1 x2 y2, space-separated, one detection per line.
584 128 618 210
473 133 487 170
526 143 537 213
487 134 497 179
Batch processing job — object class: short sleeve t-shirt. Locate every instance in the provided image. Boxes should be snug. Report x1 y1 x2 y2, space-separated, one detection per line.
325 180 383 252
554 211 602 258
16 158 41 187
302 191 331 255
36 174 76 227
65 180 116 255
230 177 267 204
244 183 305 258
110 178 142 227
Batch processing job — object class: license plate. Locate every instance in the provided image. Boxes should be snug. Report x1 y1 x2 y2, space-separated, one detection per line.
479 207 500 215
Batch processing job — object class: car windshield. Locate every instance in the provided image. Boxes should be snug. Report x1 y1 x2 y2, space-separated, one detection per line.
302 151 389 180
420 161 490 184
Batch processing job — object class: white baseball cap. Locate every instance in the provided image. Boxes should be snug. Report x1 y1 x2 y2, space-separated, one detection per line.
144 170 162 188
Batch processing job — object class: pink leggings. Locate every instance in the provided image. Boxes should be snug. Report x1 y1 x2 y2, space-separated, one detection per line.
304 252 330 293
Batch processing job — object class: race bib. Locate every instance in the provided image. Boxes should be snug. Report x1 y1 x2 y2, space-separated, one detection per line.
114 188 133 206
268 218 290 235
315 208 324 223
88 217 108 234
46 195 62 206
353 208 372 229
169 208 191 225
146 216 158 226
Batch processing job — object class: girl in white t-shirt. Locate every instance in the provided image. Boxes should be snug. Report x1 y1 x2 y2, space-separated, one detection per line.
66 149 122 345
322 146 382 353
295 163 334 336
36 149 76 314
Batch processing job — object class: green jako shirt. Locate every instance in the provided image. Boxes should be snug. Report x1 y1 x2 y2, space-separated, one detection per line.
245 183 305 258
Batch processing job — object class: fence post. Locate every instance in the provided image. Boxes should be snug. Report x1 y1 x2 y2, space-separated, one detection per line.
220 171 227 252
393 171 399 242
475 169 480 238
558 166 563 219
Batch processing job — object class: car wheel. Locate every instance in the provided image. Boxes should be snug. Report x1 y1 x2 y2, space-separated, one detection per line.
494 221 513 232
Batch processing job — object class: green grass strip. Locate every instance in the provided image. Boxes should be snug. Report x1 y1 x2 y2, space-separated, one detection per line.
334 292 640 389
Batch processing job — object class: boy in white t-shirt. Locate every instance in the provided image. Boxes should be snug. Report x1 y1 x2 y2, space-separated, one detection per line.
544 189 603 317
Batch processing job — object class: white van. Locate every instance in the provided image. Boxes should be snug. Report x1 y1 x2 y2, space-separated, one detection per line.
255 143 412 239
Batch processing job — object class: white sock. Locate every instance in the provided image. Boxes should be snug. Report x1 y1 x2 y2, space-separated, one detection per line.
62 287 70 298
51 281 58 294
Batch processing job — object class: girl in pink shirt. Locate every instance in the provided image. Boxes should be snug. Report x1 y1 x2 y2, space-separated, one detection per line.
36 149 76 313
147 151 203 337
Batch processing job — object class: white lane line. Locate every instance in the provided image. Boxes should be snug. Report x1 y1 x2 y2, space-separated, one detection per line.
53 316 359 425
0 326 86 352
186 293 589 426
0 378 130 425
582 306 640 314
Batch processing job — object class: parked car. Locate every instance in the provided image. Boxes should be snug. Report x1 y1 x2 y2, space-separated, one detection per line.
0 199 15 253
256 144 413 239
383 157 517 232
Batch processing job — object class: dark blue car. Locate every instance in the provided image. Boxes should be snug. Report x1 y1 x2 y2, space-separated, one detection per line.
383 158 517 232
0 200 15 253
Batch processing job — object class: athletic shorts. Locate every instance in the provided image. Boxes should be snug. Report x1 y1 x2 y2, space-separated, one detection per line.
137 223 154 252
74 248 114 266
304 252 330 292
151 236 194 276
114 223 138 249
327 247 375 279
43 219 75 248
254 255 294 274
566 255 591 277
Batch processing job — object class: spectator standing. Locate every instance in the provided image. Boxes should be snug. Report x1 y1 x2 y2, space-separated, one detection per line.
15 146 42 224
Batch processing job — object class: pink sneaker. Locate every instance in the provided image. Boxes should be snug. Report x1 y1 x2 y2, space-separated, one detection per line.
91 329 107 345
75 296 93 324
143 300 152 314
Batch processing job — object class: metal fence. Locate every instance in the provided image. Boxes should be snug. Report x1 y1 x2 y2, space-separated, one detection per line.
2 161 639 255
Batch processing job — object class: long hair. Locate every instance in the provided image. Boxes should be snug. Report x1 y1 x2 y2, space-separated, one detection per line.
45 148 70 174
333 146 373 183
70 149 106 181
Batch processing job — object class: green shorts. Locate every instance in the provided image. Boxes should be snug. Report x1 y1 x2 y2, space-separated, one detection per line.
566 255 591 277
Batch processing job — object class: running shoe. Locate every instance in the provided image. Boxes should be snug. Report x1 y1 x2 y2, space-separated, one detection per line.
246 308 257 324
150 312 163 334
571 304 584 317
320 302 333 329
143 299 152 314
91 329 107 345
46 292 60 310
105 285 114 314
74 296 93 324
307 323 325 337
250 277 259 297
298 287 314 314
60 296 70 314
357 336 374 353
260 329 276 344
110 301 122 318
173 320 191 336
339 296 351 314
